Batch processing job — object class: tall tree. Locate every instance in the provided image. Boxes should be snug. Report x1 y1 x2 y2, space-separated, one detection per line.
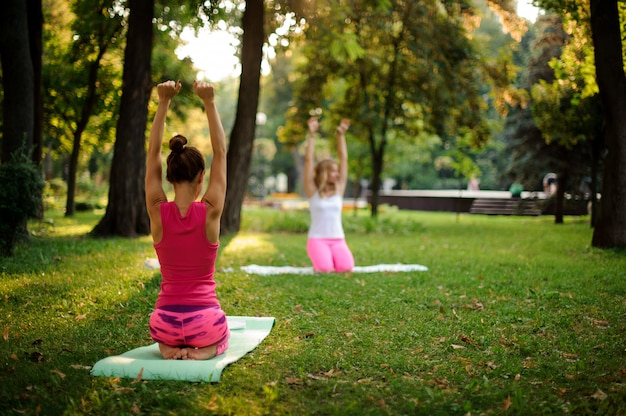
0 0 44 255
92 0 154 237
530 17 604 225
0 0 35 162
27 0 44 168
55 0 124 217
538 0 626 246
283 0 493 216
220 0 265 234
504 14 595 224
589 0 626 247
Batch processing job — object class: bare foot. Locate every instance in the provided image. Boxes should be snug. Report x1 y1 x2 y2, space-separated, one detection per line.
182 344 218 360
158 343 186 360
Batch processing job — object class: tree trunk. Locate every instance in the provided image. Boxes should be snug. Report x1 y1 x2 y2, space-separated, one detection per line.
66 48 107 217
27 0 44 219
27 0 43 167
590 0 626 248
220 0 264 235
368 127 383 217
92 0 153 237
0 0 34 163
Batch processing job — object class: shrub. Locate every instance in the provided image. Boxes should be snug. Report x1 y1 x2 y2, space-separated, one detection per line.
43 178 67 210
0 160 45 256
240 207 423 235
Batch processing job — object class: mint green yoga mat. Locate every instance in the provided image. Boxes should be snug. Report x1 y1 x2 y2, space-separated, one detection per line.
91 316 275 382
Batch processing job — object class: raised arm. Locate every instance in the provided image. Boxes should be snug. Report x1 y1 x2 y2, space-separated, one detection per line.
145 80 181 238
195 80 227 242
335 118 350 196
303 117 319 199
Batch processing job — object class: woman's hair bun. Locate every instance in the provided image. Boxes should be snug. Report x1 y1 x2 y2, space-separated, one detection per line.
169 135 188 153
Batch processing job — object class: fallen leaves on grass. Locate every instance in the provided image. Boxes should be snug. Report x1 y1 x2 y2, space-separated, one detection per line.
483 361 497 370
522 357 536 369
132 368 144 383
205 395 220 412
115 387 136 394
431 377 449 389
464 299 484 311
51 369 65 378
592 319 609 328
503 395 512 412
3 326 8 341
307 373 329 381
285 377 303 385
460 335 478 346
591 389 607 401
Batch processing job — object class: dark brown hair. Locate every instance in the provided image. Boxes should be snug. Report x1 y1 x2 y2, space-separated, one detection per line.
166 135 205 183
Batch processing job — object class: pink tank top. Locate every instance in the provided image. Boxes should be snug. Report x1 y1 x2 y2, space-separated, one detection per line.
154 201 220 308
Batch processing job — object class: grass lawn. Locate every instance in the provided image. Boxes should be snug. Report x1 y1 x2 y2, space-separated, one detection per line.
1 207 625 415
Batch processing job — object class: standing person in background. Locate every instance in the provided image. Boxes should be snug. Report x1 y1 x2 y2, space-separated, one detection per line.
145 79 229 360
303 116 355 273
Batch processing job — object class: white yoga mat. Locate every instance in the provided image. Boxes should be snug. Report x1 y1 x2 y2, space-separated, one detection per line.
239 264 428 275
144 259 428 275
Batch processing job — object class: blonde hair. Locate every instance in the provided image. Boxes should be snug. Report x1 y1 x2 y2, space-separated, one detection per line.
314 159 337 195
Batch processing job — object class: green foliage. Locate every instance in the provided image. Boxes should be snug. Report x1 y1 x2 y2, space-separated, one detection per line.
2 209 626 414
41 0 221 189
0 160 45 256
530 5 604 149
503 14 590 190
242 209 310 233
43 178 68 211
42 0 125 180
240 207 424 236
276 0 520 197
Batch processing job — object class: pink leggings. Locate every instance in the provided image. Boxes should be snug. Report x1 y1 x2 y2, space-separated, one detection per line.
149 306 230 355
307 238 354 273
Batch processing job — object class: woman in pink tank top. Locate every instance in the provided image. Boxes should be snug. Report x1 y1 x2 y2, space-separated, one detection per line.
145 80 229 360
303 116 355 273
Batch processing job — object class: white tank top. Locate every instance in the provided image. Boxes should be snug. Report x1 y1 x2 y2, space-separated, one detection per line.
308 192 345 238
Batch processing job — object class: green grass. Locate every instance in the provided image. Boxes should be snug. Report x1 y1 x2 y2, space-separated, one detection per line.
1 208 625 415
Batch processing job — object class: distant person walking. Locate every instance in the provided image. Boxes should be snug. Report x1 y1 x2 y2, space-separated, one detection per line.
303 116 355 273
467 176 480 191
145 80 229 360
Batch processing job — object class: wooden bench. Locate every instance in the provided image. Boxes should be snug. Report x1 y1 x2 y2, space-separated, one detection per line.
470 198 541 216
